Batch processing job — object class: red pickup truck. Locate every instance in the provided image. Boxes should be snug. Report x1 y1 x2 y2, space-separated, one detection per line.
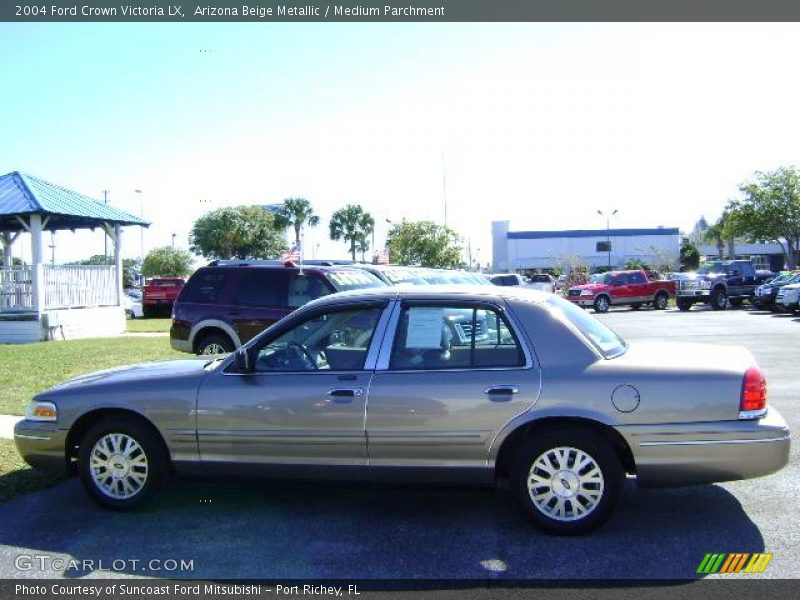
566 270 676 313
142 277 185 318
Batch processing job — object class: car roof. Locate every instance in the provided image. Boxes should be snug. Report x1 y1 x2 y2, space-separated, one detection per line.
295 283 552 310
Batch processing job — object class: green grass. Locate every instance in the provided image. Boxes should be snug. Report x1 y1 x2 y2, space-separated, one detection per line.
126 317 172 333
0 439 68 503
0 337 186 415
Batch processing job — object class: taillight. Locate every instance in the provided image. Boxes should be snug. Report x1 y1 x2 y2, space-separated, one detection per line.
739 366 767 418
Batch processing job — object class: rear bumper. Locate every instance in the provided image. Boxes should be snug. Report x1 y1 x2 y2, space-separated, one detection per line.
618 408 790 487
14 421 69 474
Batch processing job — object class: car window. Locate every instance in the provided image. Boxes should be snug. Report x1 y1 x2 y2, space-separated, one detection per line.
545 295 627 358
287 274 331 308
255 307 383 372
327 270 386 291
180 270 228 303
235 271 288 307
390 305 524 370
382 269 427 285
628 272 646 284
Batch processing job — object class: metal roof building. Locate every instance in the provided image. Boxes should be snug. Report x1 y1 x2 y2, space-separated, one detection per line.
0 171 148 344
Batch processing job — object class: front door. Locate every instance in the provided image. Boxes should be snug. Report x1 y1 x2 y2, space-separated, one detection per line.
196 303 386 465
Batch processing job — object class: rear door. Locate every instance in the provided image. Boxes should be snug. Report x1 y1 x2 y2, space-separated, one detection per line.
365 300 539 468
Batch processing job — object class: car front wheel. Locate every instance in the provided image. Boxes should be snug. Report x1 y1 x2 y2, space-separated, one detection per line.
511 428 623 535
78 416 168 510
593 295 611 313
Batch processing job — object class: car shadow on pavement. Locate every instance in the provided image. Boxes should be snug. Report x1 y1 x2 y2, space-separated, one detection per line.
0 476 765 581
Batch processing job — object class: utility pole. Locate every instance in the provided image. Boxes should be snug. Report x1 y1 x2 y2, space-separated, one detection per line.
135 189 144 264
441 151 447 228
102 190 110 262
597 209 618 269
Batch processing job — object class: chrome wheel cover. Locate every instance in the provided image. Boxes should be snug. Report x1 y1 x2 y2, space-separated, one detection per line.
596 297 609 312
527 446 604 522
201 343 226 355
89 433 149 499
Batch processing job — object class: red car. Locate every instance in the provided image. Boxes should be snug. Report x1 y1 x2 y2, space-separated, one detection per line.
566 270 675 313
142 277 185 318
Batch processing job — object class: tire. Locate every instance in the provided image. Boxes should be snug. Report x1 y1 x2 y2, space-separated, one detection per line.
195 332 235 355
510 427 624 535
630 303 642 311
729 298 744 308
78 416 168 510
710 287 728 310
593 295 611 313
676 298 693 312
653 292 669 310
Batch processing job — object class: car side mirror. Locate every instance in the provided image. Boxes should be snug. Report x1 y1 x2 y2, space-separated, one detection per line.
234 347 253 373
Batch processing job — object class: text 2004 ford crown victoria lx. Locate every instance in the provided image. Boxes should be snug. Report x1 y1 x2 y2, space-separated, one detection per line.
15 287 790 535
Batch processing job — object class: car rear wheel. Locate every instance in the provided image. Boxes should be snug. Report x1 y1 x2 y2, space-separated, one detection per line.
78 416 167 510
653 292 669 310
593 295 610 313
511 428 623 535
195 332 235 355
710 288 728 310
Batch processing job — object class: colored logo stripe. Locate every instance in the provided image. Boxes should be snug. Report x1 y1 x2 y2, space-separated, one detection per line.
697 553 773 574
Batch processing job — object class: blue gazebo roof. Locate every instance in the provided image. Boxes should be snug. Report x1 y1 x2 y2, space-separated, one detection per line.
0 171 149 232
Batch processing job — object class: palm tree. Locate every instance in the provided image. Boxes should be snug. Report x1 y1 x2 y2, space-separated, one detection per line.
274 197 320 245
329 205 375 261
704 212 736 260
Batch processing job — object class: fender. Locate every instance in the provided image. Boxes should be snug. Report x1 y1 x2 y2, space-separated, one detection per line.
189 319 242 349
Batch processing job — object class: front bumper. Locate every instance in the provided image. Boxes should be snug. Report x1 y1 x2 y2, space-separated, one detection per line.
676 289 710 299
567 297 595 307
618 407 790 487
14 420 69 474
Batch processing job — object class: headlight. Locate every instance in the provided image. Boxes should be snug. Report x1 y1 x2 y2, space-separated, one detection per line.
25 401 57 422
579 290 593 296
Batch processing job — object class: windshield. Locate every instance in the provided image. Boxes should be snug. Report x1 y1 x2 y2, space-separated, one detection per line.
382 268 427 285
545 295 628 358
697 262 728 275
327 270 387 292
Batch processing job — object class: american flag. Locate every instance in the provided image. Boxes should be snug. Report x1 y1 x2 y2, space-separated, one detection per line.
280 242 301 265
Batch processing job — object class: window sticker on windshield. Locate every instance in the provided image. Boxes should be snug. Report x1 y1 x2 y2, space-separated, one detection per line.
405 308 445 349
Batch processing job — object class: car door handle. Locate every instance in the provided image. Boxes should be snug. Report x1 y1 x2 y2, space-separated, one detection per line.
483 386 519 401
326 388 363 403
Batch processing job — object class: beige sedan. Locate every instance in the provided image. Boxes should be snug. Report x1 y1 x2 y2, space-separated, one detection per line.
16 287 790 535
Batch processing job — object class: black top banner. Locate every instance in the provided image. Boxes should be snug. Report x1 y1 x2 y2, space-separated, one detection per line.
5 0 800 22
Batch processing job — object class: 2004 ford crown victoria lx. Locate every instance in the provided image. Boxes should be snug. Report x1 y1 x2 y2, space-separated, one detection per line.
15 286 790 535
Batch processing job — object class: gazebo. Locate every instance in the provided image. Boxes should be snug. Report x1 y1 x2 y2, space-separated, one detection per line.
0 171 148 343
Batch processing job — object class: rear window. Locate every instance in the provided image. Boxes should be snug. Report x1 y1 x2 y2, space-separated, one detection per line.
530 274 552 283
180 270 228 303
545 295 627 358
327 270 386 292
150 279 183 287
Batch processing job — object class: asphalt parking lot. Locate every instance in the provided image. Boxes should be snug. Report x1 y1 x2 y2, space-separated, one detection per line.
0 303 797 580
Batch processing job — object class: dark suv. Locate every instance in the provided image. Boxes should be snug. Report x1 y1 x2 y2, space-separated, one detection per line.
170 261 386 354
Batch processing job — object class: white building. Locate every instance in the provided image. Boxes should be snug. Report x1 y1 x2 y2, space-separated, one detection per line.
492 221 680 273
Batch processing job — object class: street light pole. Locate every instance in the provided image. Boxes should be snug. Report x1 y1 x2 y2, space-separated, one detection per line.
134 190 144 263
597 209 618 269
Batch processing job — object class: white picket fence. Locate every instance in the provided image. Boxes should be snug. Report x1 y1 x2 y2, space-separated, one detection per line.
0 266 34 311
0 265 118 312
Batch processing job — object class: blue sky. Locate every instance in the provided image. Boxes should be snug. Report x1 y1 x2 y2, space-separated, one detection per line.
3 23 800 265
